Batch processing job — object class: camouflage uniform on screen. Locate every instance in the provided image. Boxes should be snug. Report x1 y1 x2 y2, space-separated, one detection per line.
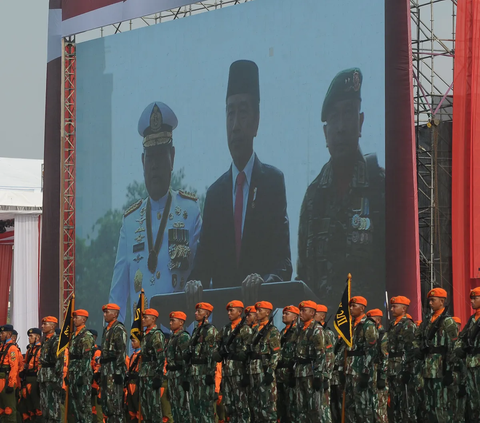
186 320 218 423
330 338 345 423
344 314 378 423
372 324 388 423
165 328 191 422
215 317 253 423
294 318 325 423
38 333 63 423
139 325 165 423
248 318 281 422
387 315 417 423
100 320 127 423
68 326 94 423
276 321 298 422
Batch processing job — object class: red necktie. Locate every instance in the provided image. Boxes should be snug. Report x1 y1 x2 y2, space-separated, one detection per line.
234 171 246 265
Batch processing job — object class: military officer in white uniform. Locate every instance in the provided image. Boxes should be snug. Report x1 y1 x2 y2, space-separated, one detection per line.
109 101 202 322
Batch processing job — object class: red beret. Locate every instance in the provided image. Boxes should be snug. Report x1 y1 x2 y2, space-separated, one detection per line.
42 316 58 324
226 300 244 310
349 296 367 307
316 304 328 313
427 288 447 299
170 311 186 321
283 305 300 315
73 309 89 317
143 308 159 317
299 300 317 310
367 309 383 317
255 301 273 311
245 306 257 315
453 317 461 324
196 302 214 312
102 303 121 311
470 287 480 298
390 296 411 306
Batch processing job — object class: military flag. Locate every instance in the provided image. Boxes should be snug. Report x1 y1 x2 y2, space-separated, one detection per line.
131 289 145 343
57 295 75 356
334 273 353 348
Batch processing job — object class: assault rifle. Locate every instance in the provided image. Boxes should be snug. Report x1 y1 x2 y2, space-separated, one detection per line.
221 315 247 356
184 316 206 364
250 310 278 353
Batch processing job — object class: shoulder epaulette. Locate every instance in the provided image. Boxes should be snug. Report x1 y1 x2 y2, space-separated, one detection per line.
124 199 143 217
179 190 198 201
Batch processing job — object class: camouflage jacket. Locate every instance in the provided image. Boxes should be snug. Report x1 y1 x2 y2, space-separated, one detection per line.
139 326 165 378
374 325 388 382
100 320 127 376
187 321 217 377
455 313 480 369
345 314 378 376
276 323 298 382
38 333 63 384
332 337 346 386
216 319 253 377
68 326 94 380
166 329 190 378
322 325 336 381
387 315 416 376
414 311 458 379
248 321 281 375
294 319 325 378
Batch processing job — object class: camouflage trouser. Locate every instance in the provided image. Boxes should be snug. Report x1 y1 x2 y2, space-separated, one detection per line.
387 377 416 423
344 374 374 423
221 374 250 423
0 377 17 423
69 374 92 423
139 376 162 423
38 382 61 423
167 375 190 422
448 379 466 423
276 381 296 422
189 375 215 423
125 380 139 422
21 376 41 422
319 386 332 423
330 383 343 423
248 372 277 422
100 374 124 423
373 386 388 423
295 376 321 423
424 378 452 423
465 367 480 423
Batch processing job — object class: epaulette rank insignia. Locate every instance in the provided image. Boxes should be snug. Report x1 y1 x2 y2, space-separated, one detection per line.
124 199 143 217
179 190 198 201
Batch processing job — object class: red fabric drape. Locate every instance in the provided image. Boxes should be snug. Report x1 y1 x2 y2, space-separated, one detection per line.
0 245 13 323
452 0 480 324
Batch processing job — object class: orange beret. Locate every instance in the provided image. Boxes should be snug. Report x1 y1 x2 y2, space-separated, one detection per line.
299 300 317 310
196 302 214 312
283 305 300 315
102 303 121 311
226 300 244 310
73 309 89 317
470 287 480 298
367 309 383 317
453 317 461 324
316 304 328 313
427 288 447 298
170 311 186 321
143 308 159 317
42 316 58 324
245 306 257 315
255 301 273 311
349 296 367 307
390 296 411 306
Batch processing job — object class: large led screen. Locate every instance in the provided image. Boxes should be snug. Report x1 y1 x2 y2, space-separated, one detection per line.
75 0 386 332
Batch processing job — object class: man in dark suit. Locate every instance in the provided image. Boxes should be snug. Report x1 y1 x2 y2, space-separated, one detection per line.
185 60 292 305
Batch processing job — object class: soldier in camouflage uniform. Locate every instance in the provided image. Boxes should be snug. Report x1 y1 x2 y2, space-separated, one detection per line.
315 304 335 423
330 337 345 423
344 296 378 423
386 296 416 423
214 300 252 423
413 288 458 423
455 286 480 421
244 306 257 328
366 309 388 423
99 304 127 423
294 300 325 423
139 308 165 423
247 301 280 423
276 305 299 423
38 317 63 423
451 317 466 423
88 329 103 423
165 311 191 422
184 302 217 423
297 68 385 312
67 310 94 423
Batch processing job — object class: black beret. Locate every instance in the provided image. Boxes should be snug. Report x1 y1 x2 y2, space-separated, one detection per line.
88 329 98 337
28 328 42 336
226 60 260 102
12 330 18 336
0 324 13 332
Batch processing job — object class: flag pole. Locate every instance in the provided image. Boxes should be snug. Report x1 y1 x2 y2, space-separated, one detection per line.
64 294 75 423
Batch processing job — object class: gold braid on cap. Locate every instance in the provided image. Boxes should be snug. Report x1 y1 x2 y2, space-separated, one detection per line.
143 132 172 147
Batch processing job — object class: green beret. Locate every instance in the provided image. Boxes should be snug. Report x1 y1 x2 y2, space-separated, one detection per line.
321 68 363 122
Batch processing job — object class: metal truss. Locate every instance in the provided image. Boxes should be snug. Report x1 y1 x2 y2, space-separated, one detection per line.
411 0 456 296
61 36 76 316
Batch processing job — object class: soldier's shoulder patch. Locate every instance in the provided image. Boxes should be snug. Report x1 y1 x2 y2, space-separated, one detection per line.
124 199 143 217
10 351 16 361
179 190 198 202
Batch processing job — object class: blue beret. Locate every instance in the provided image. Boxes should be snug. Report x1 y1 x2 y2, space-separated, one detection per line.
0 324 14 332
28 328 41 336
321 68 363 122
88 329 98 337
138 102 178 148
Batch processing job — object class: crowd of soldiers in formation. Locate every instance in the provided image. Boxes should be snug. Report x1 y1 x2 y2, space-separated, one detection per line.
1 286 480 423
